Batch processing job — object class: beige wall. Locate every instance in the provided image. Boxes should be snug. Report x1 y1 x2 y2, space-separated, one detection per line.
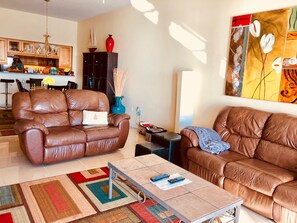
0 8 78 78
78 0 297 130
2 1 296 130
0 8 78 106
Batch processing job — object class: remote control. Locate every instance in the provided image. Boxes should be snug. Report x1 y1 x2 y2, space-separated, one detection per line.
168 176 185 184
150 173 170 182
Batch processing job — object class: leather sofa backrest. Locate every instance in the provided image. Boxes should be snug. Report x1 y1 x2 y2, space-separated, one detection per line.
12 90 70 127
255 113 297 172
64 90 109 126
214 106 271 158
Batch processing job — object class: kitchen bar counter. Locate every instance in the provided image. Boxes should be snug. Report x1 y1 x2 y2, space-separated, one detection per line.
0 71 77 107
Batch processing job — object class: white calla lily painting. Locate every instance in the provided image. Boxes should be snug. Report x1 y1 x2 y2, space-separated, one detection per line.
225 6 297 104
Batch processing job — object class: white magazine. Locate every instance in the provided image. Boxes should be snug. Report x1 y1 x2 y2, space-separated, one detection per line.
150 173 192 190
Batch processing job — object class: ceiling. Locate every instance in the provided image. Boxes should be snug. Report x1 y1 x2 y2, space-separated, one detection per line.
0 0 131 21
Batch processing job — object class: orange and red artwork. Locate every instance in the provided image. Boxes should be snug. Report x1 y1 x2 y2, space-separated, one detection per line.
225 6 297 104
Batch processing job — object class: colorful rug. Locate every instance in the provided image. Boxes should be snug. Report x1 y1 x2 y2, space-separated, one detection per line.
0 109 16 136
0 109 14 125
0 128 16 136
0 167 182 223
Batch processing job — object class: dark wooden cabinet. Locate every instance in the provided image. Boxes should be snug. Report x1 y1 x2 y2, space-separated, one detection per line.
82 52 118 105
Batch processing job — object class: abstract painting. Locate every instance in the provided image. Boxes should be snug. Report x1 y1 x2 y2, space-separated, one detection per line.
225 6 297 104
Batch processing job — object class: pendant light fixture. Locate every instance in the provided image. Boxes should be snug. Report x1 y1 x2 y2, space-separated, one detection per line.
43 0 50 55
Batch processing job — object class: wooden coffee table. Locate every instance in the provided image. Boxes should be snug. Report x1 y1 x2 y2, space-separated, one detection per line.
108 154 243 223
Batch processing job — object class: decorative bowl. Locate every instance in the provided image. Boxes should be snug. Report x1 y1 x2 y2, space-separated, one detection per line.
89 47 97 53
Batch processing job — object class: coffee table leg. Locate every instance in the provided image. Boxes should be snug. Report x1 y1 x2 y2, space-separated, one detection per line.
234 205 241 223
108 167 113 199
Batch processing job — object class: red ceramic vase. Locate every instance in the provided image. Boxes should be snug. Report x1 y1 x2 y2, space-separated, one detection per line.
106 34 114 52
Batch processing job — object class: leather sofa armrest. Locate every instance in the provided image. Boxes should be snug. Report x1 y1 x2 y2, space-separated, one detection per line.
108 114 131 127
14 119 49 135
180 128 201 169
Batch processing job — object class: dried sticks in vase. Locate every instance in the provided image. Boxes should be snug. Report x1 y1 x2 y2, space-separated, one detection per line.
112 68 128 96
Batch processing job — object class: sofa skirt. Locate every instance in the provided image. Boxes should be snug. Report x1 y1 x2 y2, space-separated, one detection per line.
273 203 297 223
188 160 224 187
224 178 273 219
85 138 119 156
44 143 85 164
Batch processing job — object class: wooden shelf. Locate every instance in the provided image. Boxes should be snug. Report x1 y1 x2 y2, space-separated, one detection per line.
0 37 72 69
7 52 59 59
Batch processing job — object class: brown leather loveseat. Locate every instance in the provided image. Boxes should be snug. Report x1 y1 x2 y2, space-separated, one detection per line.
180 106 297 223
12 89 130 164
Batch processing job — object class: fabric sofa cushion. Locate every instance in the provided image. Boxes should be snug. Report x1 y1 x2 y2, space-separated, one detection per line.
45 127 86 147
82 110 108 125
224 159 297 196
187 148 247 175
214 106 271 158
255 113 297 172
273 181 297 213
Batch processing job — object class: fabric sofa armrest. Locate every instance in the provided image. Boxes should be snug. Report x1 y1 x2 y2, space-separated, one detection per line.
14 119 49 135
108 114 131 127
180 128 201 169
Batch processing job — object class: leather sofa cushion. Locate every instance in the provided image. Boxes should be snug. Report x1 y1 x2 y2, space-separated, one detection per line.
34 112 70 128
12 90 70 127
45 127 86 147
76 125 120 141
187 148 247 175
256 140 297 173
273 181 297 212
214 106 271 158
224 159 297 196
65 90 109 126
12 92 34 120
255 113 297 172
30 90 68 113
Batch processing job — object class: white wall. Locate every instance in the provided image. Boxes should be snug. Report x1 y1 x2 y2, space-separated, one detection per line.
78 0 297 130
0 8 78 106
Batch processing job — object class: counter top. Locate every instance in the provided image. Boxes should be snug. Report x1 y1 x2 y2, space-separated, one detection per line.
0 71 77 90
0 71 74 77
0 71 79 107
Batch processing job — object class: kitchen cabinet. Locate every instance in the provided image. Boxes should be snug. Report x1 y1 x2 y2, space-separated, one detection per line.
1 37 72 70
58 46 72 69
0 38 7 64
82 52 118 105
7 39 21 53
7 39 59 59
22 41 35 55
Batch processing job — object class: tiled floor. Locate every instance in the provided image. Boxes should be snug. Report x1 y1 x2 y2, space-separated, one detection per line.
0 128 273 223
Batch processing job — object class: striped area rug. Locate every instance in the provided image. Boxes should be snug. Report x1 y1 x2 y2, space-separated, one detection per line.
0 128 16 137
0 109 16 136
0 167 183 223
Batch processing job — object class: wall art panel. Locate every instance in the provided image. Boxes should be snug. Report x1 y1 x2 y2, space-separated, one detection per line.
225 6 297 104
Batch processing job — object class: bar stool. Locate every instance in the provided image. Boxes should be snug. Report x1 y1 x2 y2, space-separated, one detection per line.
0 79 15 108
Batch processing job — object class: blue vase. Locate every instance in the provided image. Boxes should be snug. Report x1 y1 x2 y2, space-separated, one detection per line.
111 96 126 114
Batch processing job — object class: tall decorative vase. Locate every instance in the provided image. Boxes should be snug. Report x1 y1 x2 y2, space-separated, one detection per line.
111 96 126 114
106 34 114 52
